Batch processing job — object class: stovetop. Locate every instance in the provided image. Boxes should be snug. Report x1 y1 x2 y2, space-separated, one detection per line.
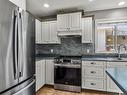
54 55 82 64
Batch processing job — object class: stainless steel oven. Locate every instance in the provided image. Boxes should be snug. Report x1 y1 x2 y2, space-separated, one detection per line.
54 56 81 92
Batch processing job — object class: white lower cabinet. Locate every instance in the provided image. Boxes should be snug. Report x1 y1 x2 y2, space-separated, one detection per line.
106 62 127 93
82 61 106 91
36 60 45 91
45 59 54 85
82 61 127 93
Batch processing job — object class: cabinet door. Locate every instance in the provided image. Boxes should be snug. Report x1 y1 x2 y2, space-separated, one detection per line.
9 0 26 10
36 61 42 91
107 75 122 93
57 14 69 31
36 19 42 44
82 17 93 43
69 12 81 31
107 62 125 93
36 60 45 91
50 21 60 43
42 22 50 43
45 59 54 85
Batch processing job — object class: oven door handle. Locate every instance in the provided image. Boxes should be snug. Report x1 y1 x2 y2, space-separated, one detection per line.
54 64 81 68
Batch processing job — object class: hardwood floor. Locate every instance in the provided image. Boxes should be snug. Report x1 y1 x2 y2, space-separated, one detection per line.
36 86 118 95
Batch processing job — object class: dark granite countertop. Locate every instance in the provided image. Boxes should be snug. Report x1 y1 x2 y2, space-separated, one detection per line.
36 54 60 61
106 68 127 94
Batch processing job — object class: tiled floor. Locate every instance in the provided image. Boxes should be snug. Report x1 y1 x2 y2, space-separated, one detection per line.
36 86 118 95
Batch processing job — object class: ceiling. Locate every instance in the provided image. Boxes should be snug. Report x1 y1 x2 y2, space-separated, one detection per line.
27 0 127 17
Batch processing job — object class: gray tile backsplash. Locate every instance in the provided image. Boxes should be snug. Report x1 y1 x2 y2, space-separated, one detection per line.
36 37 94 55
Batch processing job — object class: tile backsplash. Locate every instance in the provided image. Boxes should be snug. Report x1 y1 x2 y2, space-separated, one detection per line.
36 37 94 55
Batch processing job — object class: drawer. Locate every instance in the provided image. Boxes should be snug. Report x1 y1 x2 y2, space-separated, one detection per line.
82 61 105 67
82 78 105 90
107 62 127 67
82 67 104 78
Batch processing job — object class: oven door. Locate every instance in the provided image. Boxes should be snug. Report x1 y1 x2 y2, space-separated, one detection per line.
54 64 81 86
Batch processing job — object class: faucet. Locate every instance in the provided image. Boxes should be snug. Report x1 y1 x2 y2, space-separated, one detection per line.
118 44 127 59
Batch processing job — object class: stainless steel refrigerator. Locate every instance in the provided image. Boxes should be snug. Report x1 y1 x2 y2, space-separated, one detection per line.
0 0 35 95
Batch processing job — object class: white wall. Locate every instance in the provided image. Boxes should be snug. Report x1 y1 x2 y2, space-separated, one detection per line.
84 8 127 20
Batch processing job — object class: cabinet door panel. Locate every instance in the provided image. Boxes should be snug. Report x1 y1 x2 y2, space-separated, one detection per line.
45 60 54 85
36 60 45 91
82 17 93 43
42 22 50 43
107 75 122 93
36 19 42 43
50 21 60 43
57 14 69 31
36 61 42 91
69 12 81 31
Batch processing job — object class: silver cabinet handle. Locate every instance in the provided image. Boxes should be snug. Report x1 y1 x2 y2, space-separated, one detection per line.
13 79 35 95
90 71 96 74
91 62 96 65
91 83 96 86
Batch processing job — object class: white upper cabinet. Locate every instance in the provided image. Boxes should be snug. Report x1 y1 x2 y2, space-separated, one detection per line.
57 12 82 32
69 12 82 31
36 19 42 44
42 21 60 44
57 14 69 31
82 17 93 43
42 22 50 43
9 0 26 10
50 21 60 43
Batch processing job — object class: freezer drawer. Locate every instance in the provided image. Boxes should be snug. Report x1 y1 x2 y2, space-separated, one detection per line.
1 78 35 95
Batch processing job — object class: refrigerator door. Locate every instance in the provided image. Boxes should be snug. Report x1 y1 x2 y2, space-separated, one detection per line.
1 78 35 95
18 11 35 82
0 0 19 93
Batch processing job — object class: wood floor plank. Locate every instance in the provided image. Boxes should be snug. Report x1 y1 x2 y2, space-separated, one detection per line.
36 86 118 95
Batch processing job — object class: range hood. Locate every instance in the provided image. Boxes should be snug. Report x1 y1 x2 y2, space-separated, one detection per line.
58 31 82 37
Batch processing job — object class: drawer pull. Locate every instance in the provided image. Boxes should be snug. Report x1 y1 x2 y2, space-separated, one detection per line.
90 71 96 74
91 62 96 65
91 83 96 85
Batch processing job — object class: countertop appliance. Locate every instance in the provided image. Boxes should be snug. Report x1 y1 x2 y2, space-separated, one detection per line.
54 56 81 92
0 0 35 95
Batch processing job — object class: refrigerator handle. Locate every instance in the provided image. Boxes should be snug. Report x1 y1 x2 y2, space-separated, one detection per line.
17 9 24 78
13 10 18 80
13 79 35 95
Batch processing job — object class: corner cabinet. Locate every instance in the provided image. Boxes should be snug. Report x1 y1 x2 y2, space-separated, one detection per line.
36 60 45 91
106 62 127 93
82 17 93 43
57 12 82 35
9 0 26 10
42 21 60 44
36 19 42 44
45 59 54 85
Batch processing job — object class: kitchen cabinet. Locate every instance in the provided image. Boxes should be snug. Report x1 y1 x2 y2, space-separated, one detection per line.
36 19 42 44
106 62 127 93
45 59 54 85
42 21 60 44
9 0 26 10
82 17 93 43
42 21 50 43
36 60 45 91
82 61 106 91
82 60 127 93
57 12 82 33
